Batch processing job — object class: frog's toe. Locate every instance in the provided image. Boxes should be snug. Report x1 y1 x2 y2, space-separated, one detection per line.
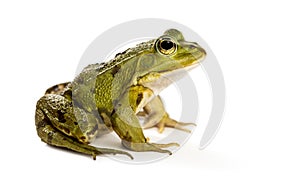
159 118 196 133
122 140 179 155
145 114 196 133
94 147 134 160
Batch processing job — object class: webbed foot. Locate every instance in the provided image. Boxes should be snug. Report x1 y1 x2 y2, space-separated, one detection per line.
122 140 179 155
140 95 196 133
144 113 196 133
38 124 133 160
89 146 133 160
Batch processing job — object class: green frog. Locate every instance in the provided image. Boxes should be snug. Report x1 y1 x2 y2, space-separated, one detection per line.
35 29 206 160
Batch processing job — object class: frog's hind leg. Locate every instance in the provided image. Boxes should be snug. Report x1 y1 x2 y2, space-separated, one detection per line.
36 118 132 160
142 96 196 133
35 96 133 160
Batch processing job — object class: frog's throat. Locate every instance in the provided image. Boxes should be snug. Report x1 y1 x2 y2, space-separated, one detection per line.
140 63 199 95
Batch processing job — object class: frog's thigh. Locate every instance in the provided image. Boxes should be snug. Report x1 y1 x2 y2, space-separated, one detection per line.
35 95 132 160
37 94 97 143
36 109 100 159
142 95 196 133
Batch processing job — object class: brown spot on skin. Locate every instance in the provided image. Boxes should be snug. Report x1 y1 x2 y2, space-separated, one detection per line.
111 65 120 77
63 89 72 99
60 127 70 134
64 128 70 134
136 93 143 106
125 131 132 141
111 109 116 116
80 136 86 141
57 111 66 123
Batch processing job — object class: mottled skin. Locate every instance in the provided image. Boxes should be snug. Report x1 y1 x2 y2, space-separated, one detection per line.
35 29 206 160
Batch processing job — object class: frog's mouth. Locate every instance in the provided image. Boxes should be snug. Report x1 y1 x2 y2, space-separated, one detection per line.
160 62 200 82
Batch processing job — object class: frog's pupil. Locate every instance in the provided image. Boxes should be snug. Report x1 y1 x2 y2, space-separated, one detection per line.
160 40 174 50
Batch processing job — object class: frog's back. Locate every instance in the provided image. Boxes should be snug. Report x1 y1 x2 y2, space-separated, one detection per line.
71 39 156 113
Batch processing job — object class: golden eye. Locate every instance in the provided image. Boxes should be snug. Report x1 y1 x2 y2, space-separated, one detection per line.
156 37 177 55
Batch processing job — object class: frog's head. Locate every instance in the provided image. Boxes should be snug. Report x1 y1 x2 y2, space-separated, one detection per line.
135 29 206 94
138 29 206 75
156 29 206 68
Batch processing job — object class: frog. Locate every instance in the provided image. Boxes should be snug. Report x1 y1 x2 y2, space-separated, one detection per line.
35 29 206 160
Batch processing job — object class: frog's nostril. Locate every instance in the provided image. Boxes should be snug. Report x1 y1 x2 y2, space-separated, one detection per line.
189 44 196 49
187 42 200 49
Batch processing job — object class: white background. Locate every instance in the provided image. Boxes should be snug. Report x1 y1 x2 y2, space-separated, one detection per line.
1 0 299 178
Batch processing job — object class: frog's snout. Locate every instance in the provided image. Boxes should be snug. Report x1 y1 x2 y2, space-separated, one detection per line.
185 41 206 61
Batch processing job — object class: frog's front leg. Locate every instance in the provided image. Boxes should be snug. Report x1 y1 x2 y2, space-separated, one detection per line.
111 85 178 154
141 96 196 133
35 94 133 160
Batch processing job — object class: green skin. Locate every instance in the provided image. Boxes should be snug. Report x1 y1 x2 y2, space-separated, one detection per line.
35 29 206 160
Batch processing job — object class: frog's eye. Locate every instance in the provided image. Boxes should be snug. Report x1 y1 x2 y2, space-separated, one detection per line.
156 37 177 55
